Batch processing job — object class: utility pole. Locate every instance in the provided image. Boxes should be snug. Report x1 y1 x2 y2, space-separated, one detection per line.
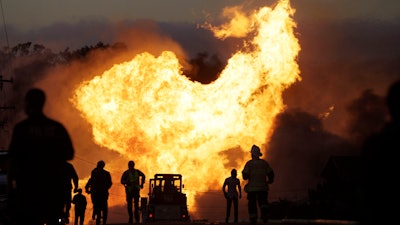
0 74 14 150
0 0 14 150
0 75 12 91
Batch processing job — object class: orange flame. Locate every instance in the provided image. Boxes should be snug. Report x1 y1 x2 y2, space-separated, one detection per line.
71 0 300 219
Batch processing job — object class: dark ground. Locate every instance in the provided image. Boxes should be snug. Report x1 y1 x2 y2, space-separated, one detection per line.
106 219 360 225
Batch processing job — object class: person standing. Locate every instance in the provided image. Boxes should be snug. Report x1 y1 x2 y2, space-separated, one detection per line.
359 80 400 224
222 168 242 223
120 160 146 224
62 161 79 224
72 188 87 225
242 145 274 224
8 88 75 225
85 160 112 225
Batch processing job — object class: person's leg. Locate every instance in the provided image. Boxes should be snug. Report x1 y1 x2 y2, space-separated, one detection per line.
247 192 258 224
96 214 101 225
74 212 78 225
93 195 101 225
226 198 232 223
102 197 108 225
91 195 96 220
133 190 140 222
94 194 107 225
126 192 134 223
233 197 239 223
65 195 72 223
80 212 86 225
258 191 269 223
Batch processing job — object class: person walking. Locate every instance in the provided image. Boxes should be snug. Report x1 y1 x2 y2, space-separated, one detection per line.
85 160 112 225
62 162 79 224
242 145 274 224
120 160 146 224
8 88 75 225
72 188 87 225
222 168 242 223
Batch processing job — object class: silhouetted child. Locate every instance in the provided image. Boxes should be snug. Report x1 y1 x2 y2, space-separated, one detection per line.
72 188 87 225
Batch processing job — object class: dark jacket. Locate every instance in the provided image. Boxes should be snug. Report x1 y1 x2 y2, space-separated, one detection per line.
86 167 112 195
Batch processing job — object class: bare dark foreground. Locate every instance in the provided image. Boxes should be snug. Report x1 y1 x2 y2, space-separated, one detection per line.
107 219 359 225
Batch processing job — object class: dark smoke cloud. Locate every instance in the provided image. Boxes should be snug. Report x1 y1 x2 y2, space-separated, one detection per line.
266 108 357 199
284 18 400 137
344 89 387 145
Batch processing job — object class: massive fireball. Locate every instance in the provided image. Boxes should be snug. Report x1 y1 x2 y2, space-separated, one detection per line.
71 0 300 220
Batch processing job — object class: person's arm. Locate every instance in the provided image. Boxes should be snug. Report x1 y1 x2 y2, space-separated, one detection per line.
72 165 79 191
85 178 92 194
267 168 275 184
107 172 112 189
222 179 227 198
242 163 250 180
120 171 127 185
237 179 242 198
140 170 146 189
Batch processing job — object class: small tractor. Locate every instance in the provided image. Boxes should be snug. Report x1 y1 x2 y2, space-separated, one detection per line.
141 173 190 223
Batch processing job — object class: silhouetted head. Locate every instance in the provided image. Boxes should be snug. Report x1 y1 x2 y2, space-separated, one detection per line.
76 188 82 194
386 80 400 121
97 160 105 169
128 160 135 169
251 144 262 158
231 169 237 177
24 88 46 116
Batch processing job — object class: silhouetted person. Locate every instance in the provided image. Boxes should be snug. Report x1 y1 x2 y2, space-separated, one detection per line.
85 160 112 225
163 176 177 193
8 88 75 225
242 145 274 224
72 188 87 225
222 168 242 223
62 162 79 224
120 160 145 224
360 80 400 224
